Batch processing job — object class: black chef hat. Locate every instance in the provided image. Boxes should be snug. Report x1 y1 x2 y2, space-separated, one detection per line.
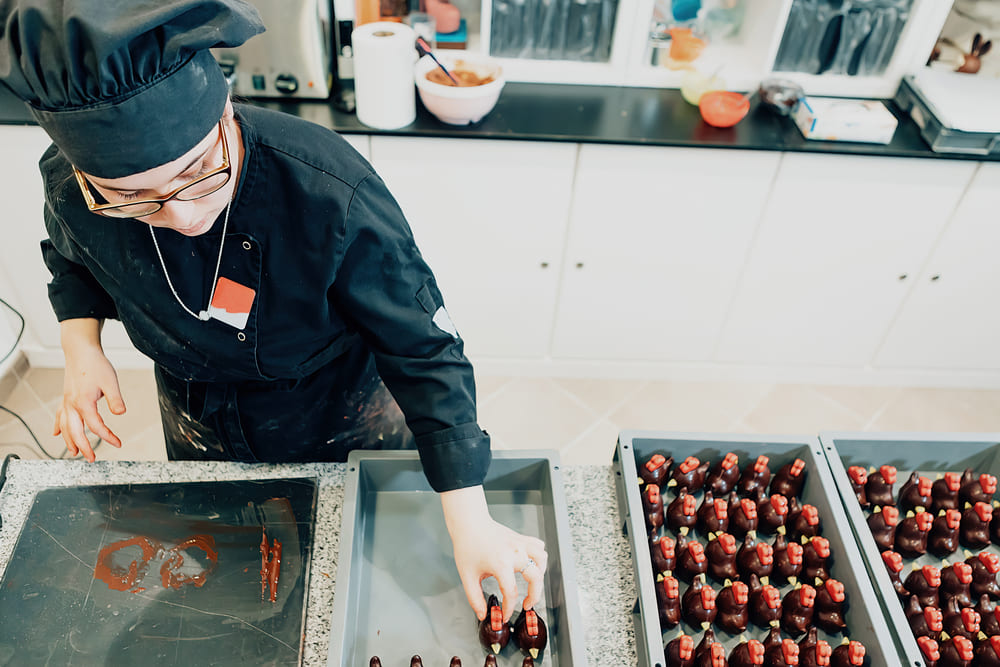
0 0 264 177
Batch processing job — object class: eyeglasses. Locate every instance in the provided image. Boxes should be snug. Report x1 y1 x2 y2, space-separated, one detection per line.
73 120 231 219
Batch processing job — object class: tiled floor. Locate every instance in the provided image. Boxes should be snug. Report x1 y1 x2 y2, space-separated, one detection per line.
3 360 1000 464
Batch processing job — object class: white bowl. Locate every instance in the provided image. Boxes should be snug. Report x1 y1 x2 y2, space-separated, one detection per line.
414 53 505 125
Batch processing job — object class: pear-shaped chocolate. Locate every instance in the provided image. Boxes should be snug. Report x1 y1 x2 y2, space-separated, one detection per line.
512 608 548 660
478 594 511 655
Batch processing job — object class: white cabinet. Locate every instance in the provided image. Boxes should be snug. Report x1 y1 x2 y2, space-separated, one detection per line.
369 136 577 359
715 152 977 367
875 163 1000 371
551 144 781 361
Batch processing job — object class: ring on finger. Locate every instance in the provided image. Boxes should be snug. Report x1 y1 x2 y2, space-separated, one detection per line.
520 557 537 574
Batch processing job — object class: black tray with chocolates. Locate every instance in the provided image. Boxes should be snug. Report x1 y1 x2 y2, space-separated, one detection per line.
822 432 1000 667
613 431 896 667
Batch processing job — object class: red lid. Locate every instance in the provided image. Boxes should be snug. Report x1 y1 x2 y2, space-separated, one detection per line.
847 466 868 485
679 635 694 660
974 501 993 522
741 498 758 520
689 542 706 564
917 636 940 661
824 579 845 603
756 543 773 566
646 485 660 504
882 506 899 526
925 607 943 632
786 542 803 565
946 509 961 529
748 640 765 665
721 452 738 470
982 474 997 494
701 586 716 610
770 494 788 515
799 585 816 608
881 550 902 572
660 536 676 559
991 636 1000 656
790 459 805 477
915 511 933 531
954 562 973 583
663 576 679 598
816 641 832 667
879 465 897 484
945 471 961 491
847 642 865 666
754 456 769 474
782 639 799 666
714 498 729 520
679 456 699 474
953 636 973 661
961 607 980 632
918 476 932 496
719 533 737 554
733 581 749 604
922 565 941 587
980 551 1000 573
763 586 780 608
646 453 666 472
802 505 819 525
812 537 831 558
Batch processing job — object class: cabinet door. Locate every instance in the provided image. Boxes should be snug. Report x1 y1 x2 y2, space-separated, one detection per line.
551 144 780 361
875 163 1000 370
369 137 576 359
715 153 976 367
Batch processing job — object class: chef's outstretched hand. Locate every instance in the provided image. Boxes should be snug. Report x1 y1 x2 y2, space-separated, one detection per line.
55 318 125 462
440 485 548 622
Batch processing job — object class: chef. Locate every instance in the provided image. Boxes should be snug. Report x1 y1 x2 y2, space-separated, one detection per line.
0 0 545 621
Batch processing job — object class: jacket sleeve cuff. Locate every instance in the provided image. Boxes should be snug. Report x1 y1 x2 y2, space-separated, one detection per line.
415 422 492 493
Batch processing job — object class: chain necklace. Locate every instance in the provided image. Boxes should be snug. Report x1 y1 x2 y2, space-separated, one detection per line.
149 196 233 321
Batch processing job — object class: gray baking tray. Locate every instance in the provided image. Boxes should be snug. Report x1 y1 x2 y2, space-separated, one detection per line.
327 450 586 666
613 431 897 667
821 431 1000 667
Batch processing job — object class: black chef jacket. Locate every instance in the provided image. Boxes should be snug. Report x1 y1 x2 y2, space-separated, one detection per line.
38 103 490 493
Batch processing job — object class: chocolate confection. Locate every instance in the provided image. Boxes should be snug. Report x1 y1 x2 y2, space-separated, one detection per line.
484 657 497 667
370 659 381 667
937 636 974 667
677 539 709 583
992 500 1000 545
512 608 548 660
928 509 962 557
908 603 943 638
738 456 772 499
931 472 962 514
761 625 783 652
763 639 799 667
729 494 759 539
815 578 847 635
748 574 782 628
758 494 789 536
959 501 993 550
772 534 803 586
800 643 833 667
894 510 933 558
788 501 822 540
665 634 696 667
698 491 730 535
867 506 899 552
917 637 940 667
656 575 681 629
966 551 1000 599
451 658 462 667
670 457 710 494
898 472 933 514
411 657 423 667
881 550 907 597
695 629 728 667
715 580 750 634
976 594 1000 635
708 452 741 497
770 458 807 500
847 466 869 508
479 594 511 654
959 469 998 507
797 628 819 656
737 535 774 581
520 658 534 667
729 640 765 667
651 534 677 575
939 562 974 609
974 637 1000 667
865 465 897 508
780 584 816 637
706 533 739 583
941 597 979 639
904 565 942 609
667 488 699 535
639 453 673 487
802 536 832 582
830 641 865 667
682 578 718 629
643 483 665 532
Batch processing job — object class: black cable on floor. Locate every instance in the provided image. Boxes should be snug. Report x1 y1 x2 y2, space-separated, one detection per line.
0 404 102 460
0 297 25 367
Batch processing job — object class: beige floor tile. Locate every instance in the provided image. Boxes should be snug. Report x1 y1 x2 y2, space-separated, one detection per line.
22 367 64 402
104 369 161 446
560 419 621 466
742 385 870 433
552 377 644 416
0 441 43 461
477 377 598 451
608 381 774 433
808 385 902 424
868 388 1000 432
474 374 512 404
99 423 167 462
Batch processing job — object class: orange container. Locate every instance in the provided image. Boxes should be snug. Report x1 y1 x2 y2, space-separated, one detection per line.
699 90 750 128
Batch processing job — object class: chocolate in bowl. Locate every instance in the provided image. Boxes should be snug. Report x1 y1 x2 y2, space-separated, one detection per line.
426 66 495 87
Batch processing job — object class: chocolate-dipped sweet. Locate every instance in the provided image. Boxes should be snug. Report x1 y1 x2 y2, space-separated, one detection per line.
780 584 816 637
520 659 534 667
881 550 907 597
764 639 799 667
484 657 497 667
698 491 729 535
800 641 833 667
670 456 710 494
847 466 869 508
729 494 759 539
411 657 423 667
977 594 1000 635
682 577 718 630
729 640 766 667
941 597 980 639
936 636 973 667
512 608 548 660
830 641 865 667
639 453 674 487
802 536 832 582
904 564 941 608
797 627 819 656
451 659 462 667
865 465 897 507
931 472 962 513
866 506 899 552
894 510 933 558
749 575 782 629
787 500 822 540
761 625 783 653
917 637 940 667
651 534 677 575
758 494 789 536
706 532 739 583
959 501 993 550
939 561 974 609
667 488 699 535
666 634 696 667
772 534 803 586
479 594 511 655
715 580 750 634
907 602 943 639
370 659 382 667
770 458 807 500
737 535 774 582
695 629 728 667
738 456 772 499
708 452 741 497
992 500 1000 545
928 509 962 557
974 637 1000 667
656 575 682 629
643 483 665 532
677 539 709 583
959 469 998 507
815 578 847 635
966 551 1000 599
898 471 933 514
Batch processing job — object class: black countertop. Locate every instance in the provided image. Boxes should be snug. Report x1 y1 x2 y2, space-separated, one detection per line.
2 81 996 162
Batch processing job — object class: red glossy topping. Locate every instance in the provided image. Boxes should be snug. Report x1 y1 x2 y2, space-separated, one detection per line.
812 537 831 559
790 459 805 477
786 542 803 565
946 508 961 529
945 472 961 491
741 498 758 520
660 536 676 559
679 456 699 474
490 606 503 631
881 506 899 526
847 642 865 666
782 639 799 666
982 474 997 494
881 550 902 572
770 494 788 515
815 641 832 667
879 465 897 484
961 608 980 632
701 586 716 610
710 643 725 667
980 551 1000 573
991 636 1000 655
689 542 706 564
922 565 941 587
526 610 539 637
733 581 749 604
754 456 769 474
802 505 819 525
714 498 729 520
683 495 697 515
925 607 943 632
749 640 765 664
756 543 773 565
763 586 781 608
974 501 993 522
719 533 737 554
953 636 973 661
721 453 738 470
847 466 867 485
663 576 680 598
918 476 932 496
799 584 816 607
646 485 660 504
646 454 666 472
679 635 694 660
824 579 845 603
954 562 973 583
915 511 933 531
917 636 940 661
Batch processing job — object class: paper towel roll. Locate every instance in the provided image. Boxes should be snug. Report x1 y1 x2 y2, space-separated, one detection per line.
352 22 416 130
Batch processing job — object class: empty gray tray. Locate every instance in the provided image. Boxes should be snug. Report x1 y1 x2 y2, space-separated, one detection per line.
821 431 1000 667
327 450 586 667
613 431 898 667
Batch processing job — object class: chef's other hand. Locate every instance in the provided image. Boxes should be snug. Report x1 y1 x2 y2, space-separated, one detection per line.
54 318 125 462
440 485 548 622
